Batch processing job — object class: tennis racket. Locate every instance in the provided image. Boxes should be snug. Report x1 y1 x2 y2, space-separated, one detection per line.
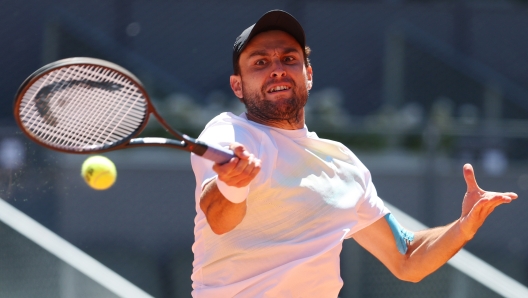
13 57 234 163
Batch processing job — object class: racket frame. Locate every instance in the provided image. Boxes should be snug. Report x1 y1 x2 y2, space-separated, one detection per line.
13 57 213 157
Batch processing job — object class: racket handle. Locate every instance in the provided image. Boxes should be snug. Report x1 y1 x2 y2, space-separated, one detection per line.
199 142 234 164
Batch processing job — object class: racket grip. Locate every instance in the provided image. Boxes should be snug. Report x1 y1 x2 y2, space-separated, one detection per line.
201 143 234 164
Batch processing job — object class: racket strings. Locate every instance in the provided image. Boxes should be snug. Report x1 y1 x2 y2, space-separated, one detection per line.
96 72 147 143
62 67 132 144
19 64 148 151
23 66 113 146
44 67 102 145
21 67 79 142
59 66 146 146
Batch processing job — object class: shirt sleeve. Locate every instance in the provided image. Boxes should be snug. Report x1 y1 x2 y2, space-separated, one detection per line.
347 150 390 236
190 119 260 194
356 169 389 222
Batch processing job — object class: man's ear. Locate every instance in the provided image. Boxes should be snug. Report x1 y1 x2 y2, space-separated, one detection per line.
306 66 313 90
230 75 243 99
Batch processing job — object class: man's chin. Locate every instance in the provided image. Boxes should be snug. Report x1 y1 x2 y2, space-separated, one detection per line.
265 89 296 100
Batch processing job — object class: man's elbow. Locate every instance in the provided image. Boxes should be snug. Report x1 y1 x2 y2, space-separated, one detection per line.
389 259 428 283
199 192 247 235
393 266 428 283
209 224 233 235
199 204 226 235
200 202 239 235
397 273 425 283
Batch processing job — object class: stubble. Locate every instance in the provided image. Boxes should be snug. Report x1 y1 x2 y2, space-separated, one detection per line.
241 77 308 127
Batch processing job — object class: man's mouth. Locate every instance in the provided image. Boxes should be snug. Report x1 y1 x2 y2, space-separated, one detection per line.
268 86 291 93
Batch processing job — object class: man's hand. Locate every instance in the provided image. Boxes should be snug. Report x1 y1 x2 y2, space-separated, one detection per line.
213 142 261 187
459 163 518 239
200 142 261 235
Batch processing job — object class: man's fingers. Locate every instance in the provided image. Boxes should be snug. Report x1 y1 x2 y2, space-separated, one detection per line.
479 195 512 217
213 157 248 179
240 154 260 175
463 163 481 192
221 166 261 187
213 142 262 187
503 192 519 200
488 195 513 207
240 159 262 183
235 167 260 187
231 154 261 179
232 155 251 174
213 152 261 187
486 192 516 203
229 142 250 160
212 156 238 174
230 167 261 187
469 194 514 220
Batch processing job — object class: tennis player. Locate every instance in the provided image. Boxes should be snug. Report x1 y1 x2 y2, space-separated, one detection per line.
190 9 518 297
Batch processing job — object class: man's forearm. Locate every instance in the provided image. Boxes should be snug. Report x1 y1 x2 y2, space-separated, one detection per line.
404 220 470 281
199 178 247 235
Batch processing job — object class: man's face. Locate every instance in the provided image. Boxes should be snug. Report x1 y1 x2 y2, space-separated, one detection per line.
231 30 313 127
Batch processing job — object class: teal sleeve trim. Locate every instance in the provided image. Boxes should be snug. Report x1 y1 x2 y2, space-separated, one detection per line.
384 213 414 255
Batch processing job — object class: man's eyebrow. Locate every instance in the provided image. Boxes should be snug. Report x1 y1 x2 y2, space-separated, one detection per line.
246 47 302 59
282 47 302 55
247 50 269 59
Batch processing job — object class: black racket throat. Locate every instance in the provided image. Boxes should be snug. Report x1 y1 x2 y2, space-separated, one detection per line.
181 135 209 156
127 135 209 156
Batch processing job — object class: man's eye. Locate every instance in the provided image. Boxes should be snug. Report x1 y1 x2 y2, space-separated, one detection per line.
255 60 266 65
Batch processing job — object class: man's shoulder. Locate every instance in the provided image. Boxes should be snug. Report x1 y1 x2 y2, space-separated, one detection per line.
205 112 246 128
198 112 265 145
203 112 267 135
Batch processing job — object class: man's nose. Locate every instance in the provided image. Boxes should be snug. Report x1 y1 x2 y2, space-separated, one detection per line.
270 59 286 77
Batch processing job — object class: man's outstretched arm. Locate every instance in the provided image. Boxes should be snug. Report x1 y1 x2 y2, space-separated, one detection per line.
352 164 518 282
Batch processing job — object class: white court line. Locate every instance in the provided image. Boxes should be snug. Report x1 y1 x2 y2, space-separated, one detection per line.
0 198 153 298
386 201 528 298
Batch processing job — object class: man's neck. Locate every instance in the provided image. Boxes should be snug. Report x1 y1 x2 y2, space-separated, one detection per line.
245 110 305 130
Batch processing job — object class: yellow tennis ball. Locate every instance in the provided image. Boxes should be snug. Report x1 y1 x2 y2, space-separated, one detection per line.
81 155 117 190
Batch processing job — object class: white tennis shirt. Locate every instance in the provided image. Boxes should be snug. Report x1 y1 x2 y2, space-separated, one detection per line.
190 112 389 297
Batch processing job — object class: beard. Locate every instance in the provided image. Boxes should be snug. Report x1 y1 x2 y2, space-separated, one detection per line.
241 77 309 126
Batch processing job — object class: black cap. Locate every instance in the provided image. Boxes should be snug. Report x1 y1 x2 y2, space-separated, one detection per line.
232 10 306 73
